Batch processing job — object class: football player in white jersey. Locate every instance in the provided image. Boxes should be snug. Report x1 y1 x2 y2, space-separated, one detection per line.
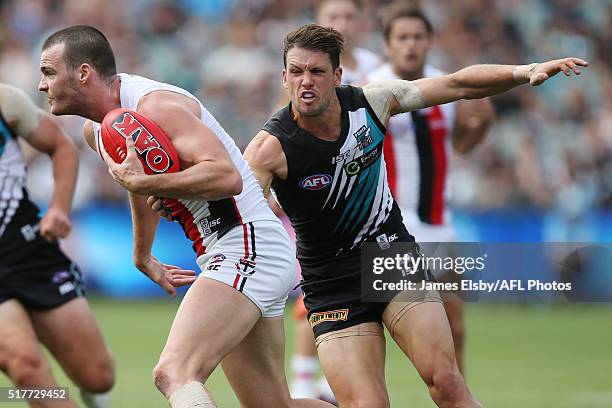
368 4 495 374
0 83 114 408
39 26 334 408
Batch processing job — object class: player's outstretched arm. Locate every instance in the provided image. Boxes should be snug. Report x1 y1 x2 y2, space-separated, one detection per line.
1 84 78 241
364 58 588 123
129 192 196 296
103 92 243 200
243 130 288 197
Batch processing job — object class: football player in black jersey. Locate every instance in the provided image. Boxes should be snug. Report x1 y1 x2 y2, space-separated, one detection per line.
0 83 114 408
240 24 587 408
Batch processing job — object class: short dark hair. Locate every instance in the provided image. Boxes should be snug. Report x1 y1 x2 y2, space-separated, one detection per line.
284 24 344 71
42 25 117 80
379 4 433 41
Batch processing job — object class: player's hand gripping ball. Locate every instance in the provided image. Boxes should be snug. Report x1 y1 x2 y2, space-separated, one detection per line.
100 108 180 174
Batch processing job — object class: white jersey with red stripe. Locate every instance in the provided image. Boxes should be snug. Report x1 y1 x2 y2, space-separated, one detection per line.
367 64 456 242
93 73 278 256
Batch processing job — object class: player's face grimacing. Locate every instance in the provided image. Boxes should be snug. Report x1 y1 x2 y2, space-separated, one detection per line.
38 43 82 116
386 17 432 78
317 0 360 47
283 47 342 117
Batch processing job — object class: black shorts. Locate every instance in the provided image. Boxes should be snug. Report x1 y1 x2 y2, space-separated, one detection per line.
0 234 86 310
301 223 431 338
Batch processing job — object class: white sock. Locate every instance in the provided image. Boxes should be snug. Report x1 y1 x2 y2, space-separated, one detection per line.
169 381 216 408
80 389 111 408
290 355 319 399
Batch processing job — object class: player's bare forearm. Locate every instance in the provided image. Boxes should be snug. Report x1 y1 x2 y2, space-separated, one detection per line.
48 137 78 213
129 192 160 264
453 98 495 154
414 58 588 109
130 160 242 200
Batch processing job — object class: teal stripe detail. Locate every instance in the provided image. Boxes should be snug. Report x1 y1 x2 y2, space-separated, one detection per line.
333 167 370 233
0 115 11 157
351 157 381 229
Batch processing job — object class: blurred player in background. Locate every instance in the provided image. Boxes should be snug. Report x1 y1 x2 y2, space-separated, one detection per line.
245 23 586 408
316 0 381 85
0 83 114 408
39 25 335 408
368 3 495 374
290 1 381 401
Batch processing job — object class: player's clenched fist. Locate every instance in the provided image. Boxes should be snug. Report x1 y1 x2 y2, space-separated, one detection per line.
39 206 71 242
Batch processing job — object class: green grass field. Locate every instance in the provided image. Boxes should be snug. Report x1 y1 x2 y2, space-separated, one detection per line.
1 299 611 407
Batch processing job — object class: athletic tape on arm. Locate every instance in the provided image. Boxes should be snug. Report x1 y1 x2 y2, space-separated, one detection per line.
363 80 427 124
0 84 44 138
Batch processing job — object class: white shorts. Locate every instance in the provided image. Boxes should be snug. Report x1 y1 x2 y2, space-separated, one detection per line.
402 212 457 243
196 219 295 318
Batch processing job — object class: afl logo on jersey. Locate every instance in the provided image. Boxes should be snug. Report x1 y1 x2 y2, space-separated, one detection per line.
299 174 332 190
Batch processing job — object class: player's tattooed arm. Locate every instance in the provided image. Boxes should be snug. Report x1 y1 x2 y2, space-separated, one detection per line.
1 84 78 241
364 57 587 124
243 130 288 197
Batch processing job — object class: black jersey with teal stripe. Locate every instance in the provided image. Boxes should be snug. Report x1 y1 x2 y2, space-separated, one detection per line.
264 86 408 267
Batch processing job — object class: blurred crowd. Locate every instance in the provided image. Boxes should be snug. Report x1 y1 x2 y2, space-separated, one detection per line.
1 0 611 217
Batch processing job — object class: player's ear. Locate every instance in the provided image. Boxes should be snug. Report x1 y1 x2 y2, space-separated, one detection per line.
78 63 91 84
334 66 343 86
282 68 288 89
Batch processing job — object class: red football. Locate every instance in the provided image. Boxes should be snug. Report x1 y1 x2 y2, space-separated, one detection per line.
100 108 180 174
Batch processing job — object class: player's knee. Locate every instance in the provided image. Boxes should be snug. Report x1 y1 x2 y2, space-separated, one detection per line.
429 367 466 404
8 351 47 387
78 360 115 393
153 362 173 396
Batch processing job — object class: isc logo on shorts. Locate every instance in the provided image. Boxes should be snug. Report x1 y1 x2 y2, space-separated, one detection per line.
308 308 349 328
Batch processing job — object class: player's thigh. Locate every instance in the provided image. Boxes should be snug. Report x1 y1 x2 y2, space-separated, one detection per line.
0 299 57 387
220 316 292 408
382 290 456 382
157 277 262 381
29 297 114 390
316 322 389 408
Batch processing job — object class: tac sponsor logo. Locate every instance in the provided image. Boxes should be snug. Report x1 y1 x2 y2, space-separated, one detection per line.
299 174 332 190
112 112 174 173
308 308 349 328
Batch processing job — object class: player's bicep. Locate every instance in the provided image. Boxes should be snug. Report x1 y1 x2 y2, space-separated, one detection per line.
364 80 427 121
413 75 465 108
0 84 44 141
139 100 233 169
22 114 74 156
